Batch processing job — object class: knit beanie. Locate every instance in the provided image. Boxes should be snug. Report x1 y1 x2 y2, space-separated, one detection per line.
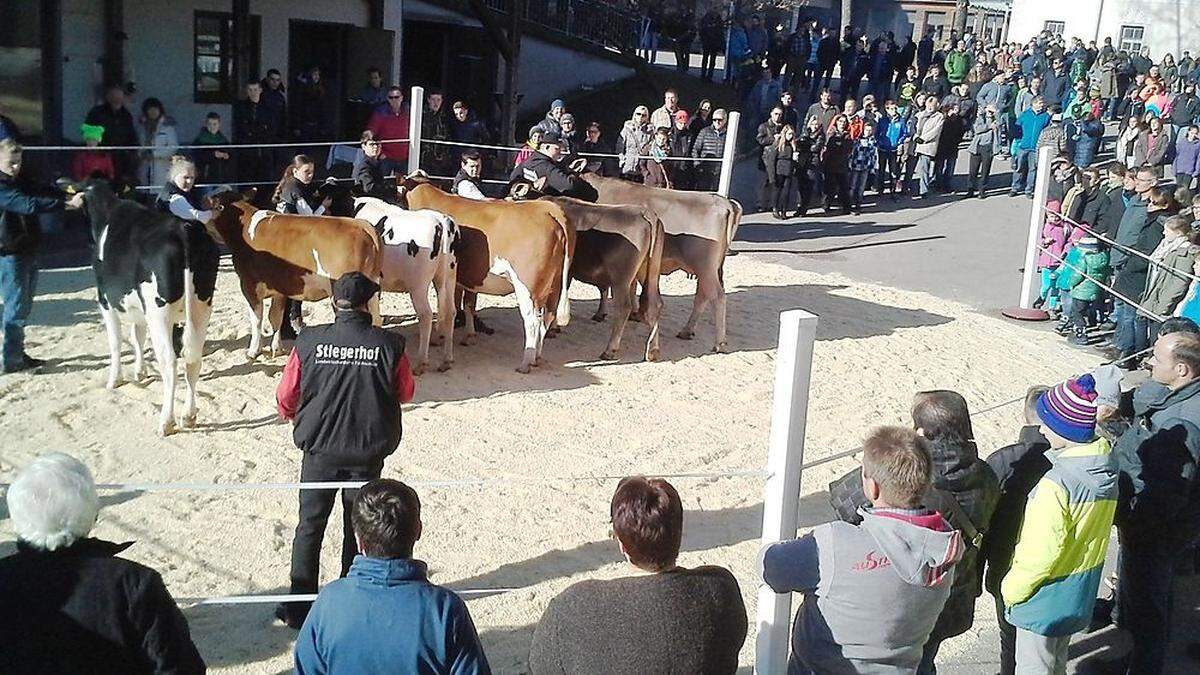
1036 374 1099 443
80 123 105 143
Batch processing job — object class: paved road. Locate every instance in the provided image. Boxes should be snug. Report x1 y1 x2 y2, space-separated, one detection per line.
727 147 1034 315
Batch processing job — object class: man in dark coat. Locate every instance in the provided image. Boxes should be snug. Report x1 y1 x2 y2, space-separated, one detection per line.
828 390 1000 675
0 453 205 674
233 80 280 184
274 272 416 629
981 387 1052 675
84 84 138 180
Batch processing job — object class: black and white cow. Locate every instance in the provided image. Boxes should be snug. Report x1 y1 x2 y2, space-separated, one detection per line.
78 181 220 436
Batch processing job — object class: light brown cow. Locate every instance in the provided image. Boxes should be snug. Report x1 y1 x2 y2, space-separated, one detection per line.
577 173 742 353
528 195 664 362
209 195 382 358
399 180 574 373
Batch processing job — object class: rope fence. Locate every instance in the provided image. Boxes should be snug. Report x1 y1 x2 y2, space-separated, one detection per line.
1040 204 1200 285
20 138 411 152
420 136 728 163
1034 242 1167 322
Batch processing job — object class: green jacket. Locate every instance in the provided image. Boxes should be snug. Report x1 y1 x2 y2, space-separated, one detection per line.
945 51 971 84
1056 245 1110 302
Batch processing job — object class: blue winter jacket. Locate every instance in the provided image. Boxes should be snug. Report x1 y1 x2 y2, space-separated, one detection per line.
294 556 491 674
877 114 907 151
1015 110 1051 151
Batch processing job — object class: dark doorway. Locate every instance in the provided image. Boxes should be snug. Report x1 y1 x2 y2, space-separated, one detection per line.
402 21 498 117
287 20 395 141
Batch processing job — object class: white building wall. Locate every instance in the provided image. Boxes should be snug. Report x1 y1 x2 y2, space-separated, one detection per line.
1009 0 1200 59
60 0 385 142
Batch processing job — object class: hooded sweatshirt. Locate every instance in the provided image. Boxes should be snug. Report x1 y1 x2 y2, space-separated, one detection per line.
1002 438 1117 636
761 507 964 674
294 556 490 674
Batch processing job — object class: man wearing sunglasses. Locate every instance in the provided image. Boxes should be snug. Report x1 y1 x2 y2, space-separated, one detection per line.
366 86 411 166
690 109 729 191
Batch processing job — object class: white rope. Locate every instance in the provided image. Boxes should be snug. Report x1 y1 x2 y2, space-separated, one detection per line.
177 588 519 606
22 138 410 152
0 469 769 493
1035 243 1166 322
424 174 511 186
421 137 727 163
1041 204 1200 284
129 175 365 192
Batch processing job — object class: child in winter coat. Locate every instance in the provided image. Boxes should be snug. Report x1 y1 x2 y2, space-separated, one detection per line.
1173 254 1200 324
1055 236 1110 345
966 106 1000 198
848 122 878 215
1037 200 1068 311
1002 376 1115 674
1172 125 1200 190
70 123 116 182
191 112 235 187
1140 216 1198 344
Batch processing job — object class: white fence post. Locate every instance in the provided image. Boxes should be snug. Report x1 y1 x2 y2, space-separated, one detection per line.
718 110 741 198
1018 146 1054 309
755 309 819 675
408 85 425 176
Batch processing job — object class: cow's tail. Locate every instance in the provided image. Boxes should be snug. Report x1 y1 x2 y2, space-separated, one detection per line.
551 208 574 327
180 234 199 363
644 211 664 306
724 198 743 257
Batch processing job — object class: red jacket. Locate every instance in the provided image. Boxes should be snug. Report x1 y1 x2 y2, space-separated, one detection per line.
71 151 116 182
366 109 411 161
276 348 415 421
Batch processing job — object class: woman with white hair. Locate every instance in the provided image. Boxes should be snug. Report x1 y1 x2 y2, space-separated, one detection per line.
0 453 205 674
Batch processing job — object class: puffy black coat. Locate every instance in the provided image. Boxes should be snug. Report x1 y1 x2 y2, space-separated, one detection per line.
0 538 205 674
981 425 1052 596
0 171 63 255
828 435 1000 641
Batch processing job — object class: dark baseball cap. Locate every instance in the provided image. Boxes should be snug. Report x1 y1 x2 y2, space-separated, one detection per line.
332 272 380 309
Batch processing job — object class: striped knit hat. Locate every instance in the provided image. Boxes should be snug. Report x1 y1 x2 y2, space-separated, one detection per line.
1036 374 1099 443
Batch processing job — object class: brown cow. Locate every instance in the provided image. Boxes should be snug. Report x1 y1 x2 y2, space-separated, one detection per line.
399 180 574 373
209 195 382 359
576 172 742 353
516 191 665 362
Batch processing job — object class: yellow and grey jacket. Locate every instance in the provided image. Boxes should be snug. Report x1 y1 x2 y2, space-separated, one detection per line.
1001 437 1117 637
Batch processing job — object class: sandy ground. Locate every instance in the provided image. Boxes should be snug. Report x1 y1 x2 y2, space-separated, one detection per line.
0 254 1103 674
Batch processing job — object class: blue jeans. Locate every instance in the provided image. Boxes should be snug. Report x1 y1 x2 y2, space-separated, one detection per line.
917 154 936 195
1113 299 1137 355
1011 148 1034 194
0 252 38 368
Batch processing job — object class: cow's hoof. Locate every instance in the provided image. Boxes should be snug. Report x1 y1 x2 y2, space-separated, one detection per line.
599 349 619 361
676 330 694 341
628 313 645 323
533 356 545 367
591 312 607 323
459 334 478 347
713 342 729 353
244 349 260 362
179 413 197 429
436 361 452 373
158 420 177 437
646 349 661 362
412 363 427 377
516 364 532 374
105 378 124 391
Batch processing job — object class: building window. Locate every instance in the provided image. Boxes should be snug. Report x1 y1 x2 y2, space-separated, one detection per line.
923 13 946 41
1119 25 1145 54
194 11 261 104
1043 20 1065 36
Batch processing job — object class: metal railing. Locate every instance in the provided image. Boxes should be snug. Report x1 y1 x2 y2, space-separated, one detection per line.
484 0 641 52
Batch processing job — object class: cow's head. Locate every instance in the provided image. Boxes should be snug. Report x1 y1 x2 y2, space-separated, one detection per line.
204 188 259 244
395 170 432 209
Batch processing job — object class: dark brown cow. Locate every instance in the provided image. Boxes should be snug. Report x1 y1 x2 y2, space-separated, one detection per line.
529 196 664 362
209 196 382 358
400 181 574 373
577 173 742 353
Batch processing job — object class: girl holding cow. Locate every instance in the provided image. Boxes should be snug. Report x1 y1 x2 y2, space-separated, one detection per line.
273 154 333 340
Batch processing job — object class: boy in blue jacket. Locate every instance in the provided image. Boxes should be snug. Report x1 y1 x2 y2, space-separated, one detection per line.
295 479 490 674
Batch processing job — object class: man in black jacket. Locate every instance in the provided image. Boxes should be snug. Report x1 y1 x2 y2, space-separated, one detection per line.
0 452 204 674
981 387 1052 675
84 84 138 181
233 79 280 184
0 139 82 374
509 131 594 199
274 272 416 628
813 27 840 97
1087 163 1127 240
